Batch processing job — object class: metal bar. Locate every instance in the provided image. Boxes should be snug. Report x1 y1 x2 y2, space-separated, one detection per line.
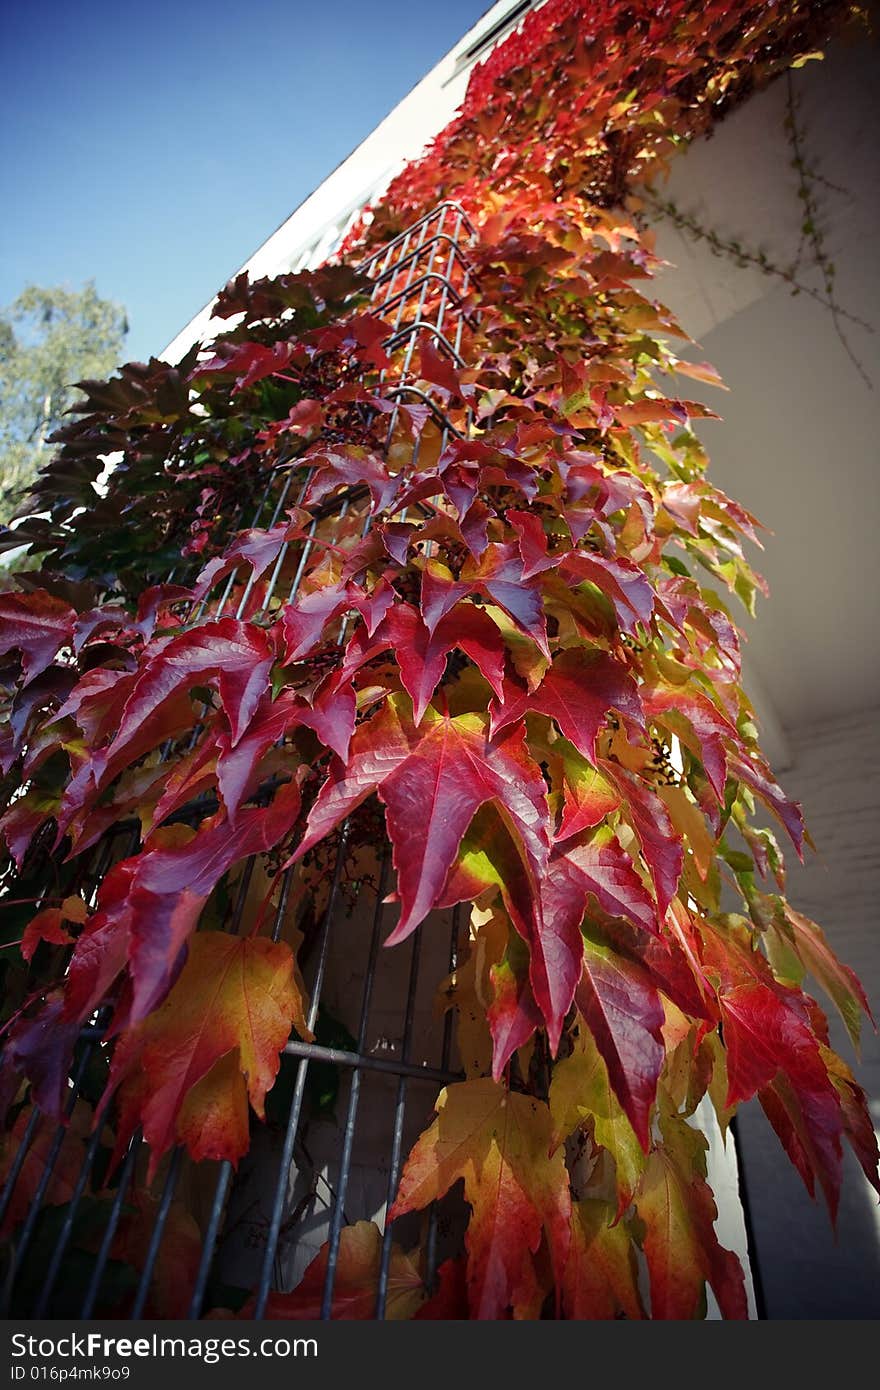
34 1093 114 1316
357 202 476 274
187 1160 234 1320
251 822 350 1318
319 854 390 1319
424 904 461 1288
80 1131 141 1318
375 923 424 1319
0 1104 41 1231
1 1043 94 1313
130 1146 183 1318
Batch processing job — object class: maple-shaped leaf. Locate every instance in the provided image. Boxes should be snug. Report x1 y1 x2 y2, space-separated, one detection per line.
718 980 845 1216
490 645 643 760
191 517 305 601
107 931 310 1174
20 895 87 962
560 552 654 635
564 1200 645 1319
215 689 303 820
421 548 550 658
293 694 550 946
281 579 353 661
192 339 294 392
507 509 568 579
0 589 76 686
247 1221 424 1320
602 761 683 916
84 619 275 804
378 601 506 723
635 1112 748 1319
418 333 473 402
549 1026 646 1218
554 741 622 840
773 904 874 1050
476 827 660 1059
642 682 738 802
544 827 659 941
390 1079 570 1319
574 933 664 1150
127 777 302 1021
303 446 398 515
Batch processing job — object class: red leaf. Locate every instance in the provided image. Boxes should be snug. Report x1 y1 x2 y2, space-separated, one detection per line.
293 695 550 946
729 750 804 855
635 1114 748 1319
250 1221 424 1320
303 447 397 515
0 590 76 686
642 683 738 802
561 552 654 635
414 1258 469 1319
281 580 353 661
380 601 506 723
390 1080 570 1320
603 762 683 916
718 980 844 1216
418 333 470 401
491 646 643 759
89 620 275 801
107 931 310 1173
575 935 664 1150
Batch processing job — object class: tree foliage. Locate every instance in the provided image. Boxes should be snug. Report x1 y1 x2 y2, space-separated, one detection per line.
0 0 875 1319
0 282 127 523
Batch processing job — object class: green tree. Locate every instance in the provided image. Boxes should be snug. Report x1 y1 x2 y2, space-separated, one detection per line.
0 282 127 523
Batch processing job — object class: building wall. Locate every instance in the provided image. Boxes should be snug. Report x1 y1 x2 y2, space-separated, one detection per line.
735 705 880 1318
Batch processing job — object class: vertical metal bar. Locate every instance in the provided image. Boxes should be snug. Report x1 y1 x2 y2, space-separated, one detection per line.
251 822 350 1318
130 1146 184 1319
319 854 390 1319
1 1044 93 1312
33 1096 113 1316
424 904 461 1288
187 1160 234 1320
0 1104 41 1230
375 923 423 1319
80 1132 141 1318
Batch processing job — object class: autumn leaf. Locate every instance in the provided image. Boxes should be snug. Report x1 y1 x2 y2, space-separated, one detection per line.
390 1079 570 1319
246 1221 424 1320
635 1112 748 1319
293 694 550 946
564 1200 645 1319
107 931 310 1173
549 1026 646 1218
490 645 644 760
574 931 665 1150
0 589 76 686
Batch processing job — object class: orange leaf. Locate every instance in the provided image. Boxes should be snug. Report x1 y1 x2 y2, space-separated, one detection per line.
390 1078 570 1319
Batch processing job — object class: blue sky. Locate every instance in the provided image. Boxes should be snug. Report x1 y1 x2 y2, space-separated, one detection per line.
0 0 485 363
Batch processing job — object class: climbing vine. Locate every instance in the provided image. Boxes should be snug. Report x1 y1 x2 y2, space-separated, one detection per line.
0 0 875 1320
